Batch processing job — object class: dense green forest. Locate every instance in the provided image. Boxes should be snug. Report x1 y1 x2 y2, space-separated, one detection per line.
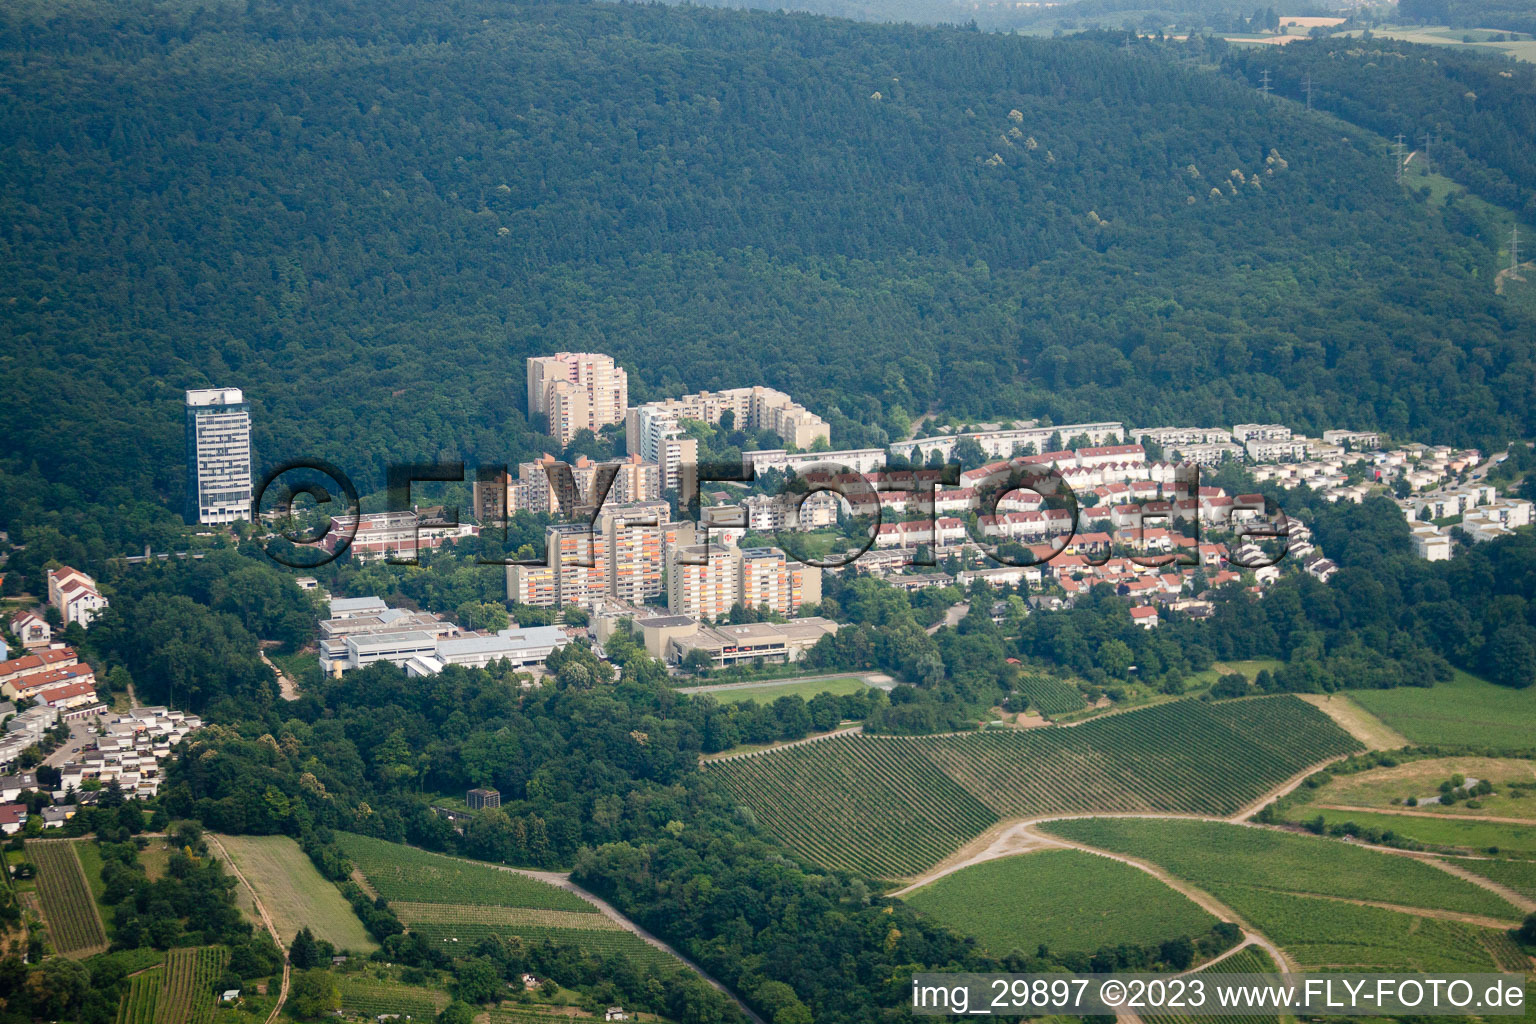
3 0 1535 525
1225 37 1536 219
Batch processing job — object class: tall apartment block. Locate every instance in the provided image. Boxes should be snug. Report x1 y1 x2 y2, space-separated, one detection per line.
734 546 821 616
627 386 829 492
667 544 739 621
184 387 253 524
599 502 695 605
526 352 629 447
665 542 821 620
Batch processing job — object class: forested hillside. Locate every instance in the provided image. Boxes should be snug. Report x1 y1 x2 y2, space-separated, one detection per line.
1399 0 1536 36
2 0 1534 518
1225 37 1536 219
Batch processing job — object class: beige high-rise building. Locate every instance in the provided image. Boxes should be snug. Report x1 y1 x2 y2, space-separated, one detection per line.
506 563 558 608
599 502 695 605
547 523 609 608
667 543 738 621
527 352 629 446
733 546 821 616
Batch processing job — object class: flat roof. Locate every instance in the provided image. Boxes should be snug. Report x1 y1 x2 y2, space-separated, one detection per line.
437 626 567 657
637 615 696 629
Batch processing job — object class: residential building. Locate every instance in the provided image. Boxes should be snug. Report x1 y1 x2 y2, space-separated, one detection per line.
47 567 108 627
733 546 821 616
184 387 253 524
320 510 475 562
506 563 559 608
894 422 1123 464
0 805 26 836
7 612 49 649
599 502 693 605
1409 524 1452 561
547 523 609 608
667 544 738 620
1232 424 1292 443
627 387 830 467
526 352 629 446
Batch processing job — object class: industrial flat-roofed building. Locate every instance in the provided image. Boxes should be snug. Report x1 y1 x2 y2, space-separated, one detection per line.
667 616 839 668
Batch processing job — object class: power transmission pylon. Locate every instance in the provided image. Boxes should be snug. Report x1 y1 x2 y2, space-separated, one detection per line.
1394 133 1407 184
1303 71 1313 109
1514 224 1523 276
1260 68 1271 97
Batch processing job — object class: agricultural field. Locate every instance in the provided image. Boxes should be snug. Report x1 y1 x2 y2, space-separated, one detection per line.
1043 819 1521 920
337 974 450 1019
1143 946 1283 1024
707 696 1361 876
1286 808 1536 859
1348 671 1536 749
406 921 679 971
30 840 108 955
343 834 681 974
1455 858 1536 901
213 834 377 951
681 676 871 705
157 947 229 1024
903 849 1216 955
1012 673 1086 717
710 734 999 877
1304 756 1536 815
1216 887 1499 972
115 969 161 1024
336 833 595 911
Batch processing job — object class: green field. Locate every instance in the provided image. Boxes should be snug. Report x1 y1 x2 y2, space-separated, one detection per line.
1449 858 1536 901
707 696 1362 876
336 833 596 911
1042 819 1520 920
1286 807 1536 858
115 969 162 1024
904 849 1216 955
31 840 108 955
156 947 229 1024
683 676 871 705
337 975 450 1019
1143 946 1283 1024
1013 672 1086 717
406 920 679 970
1349 671 1536 749
214 834 378 951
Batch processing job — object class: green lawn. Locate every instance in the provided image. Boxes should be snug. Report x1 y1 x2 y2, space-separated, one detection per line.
1285 807 1536 858
1042 819 1519 920
682 676 871 705
214 834 378 952
904 849 1217 955
1349 671 1536 749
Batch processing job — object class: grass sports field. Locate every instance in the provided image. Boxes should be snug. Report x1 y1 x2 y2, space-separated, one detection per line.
30 840 108 956
707 696 1361 876
336 832 596 911
1042 819 1520 920
214 834 378 951
682 676 871 705
904 849 1217 954
1348 671 1536 749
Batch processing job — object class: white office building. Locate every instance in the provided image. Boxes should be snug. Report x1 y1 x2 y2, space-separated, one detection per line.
185 388 253 524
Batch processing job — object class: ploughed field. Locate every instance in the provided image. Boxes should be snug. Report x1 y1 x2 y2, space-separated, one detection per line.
705 696 1362 876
